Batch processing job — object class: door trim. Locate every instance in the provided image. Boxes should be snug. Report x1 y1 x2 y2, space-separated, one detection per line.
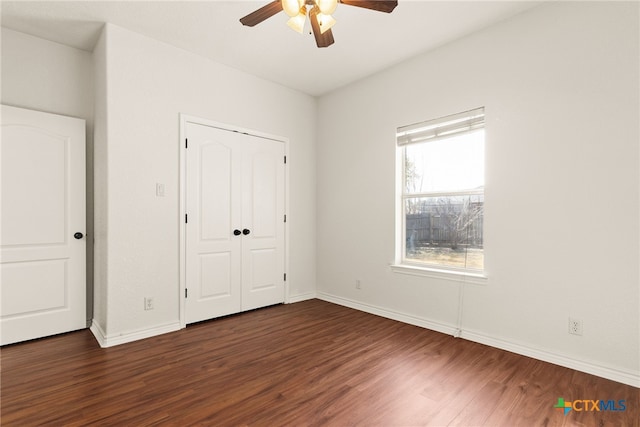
178 114 289 328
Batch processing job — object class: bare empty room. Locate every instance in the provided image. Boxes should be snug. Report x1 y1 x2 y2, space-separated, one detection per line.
1 1 639 425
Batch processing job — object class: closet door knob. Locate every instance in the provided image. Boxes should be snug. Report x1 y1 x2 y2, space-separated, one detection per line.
242 229 251 235
74 232 84 239
233 229 242 236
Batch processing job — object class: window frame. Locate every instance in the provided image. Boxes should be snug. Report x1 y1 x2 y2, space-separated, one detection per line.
393 109 488 283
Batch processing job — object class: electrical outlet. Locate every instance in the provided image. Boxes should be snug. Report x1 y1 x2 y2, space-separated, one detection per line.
144 297 154 311
355 279 361 290
568 318 582 336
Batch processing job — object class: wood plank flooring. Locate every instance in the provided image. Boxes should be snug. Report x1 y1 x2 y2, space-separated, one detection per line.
1 299 638 426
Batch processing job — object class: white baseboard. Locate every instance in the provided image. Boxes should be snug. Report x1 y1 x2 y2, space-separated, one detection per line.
90 320 181 348
461 329 640 388
316 292 640 388
89 321 108 347
287 292 316 304
317 292 458 336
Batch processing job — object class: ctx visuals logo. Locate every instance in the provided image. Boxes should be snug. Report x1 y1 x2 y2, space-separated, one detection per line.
554 398 627 415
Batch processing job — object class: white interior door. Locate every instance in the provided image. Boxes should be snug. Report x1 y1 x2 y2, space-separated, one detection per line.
185 122 285 324
185 123 243 323
1 105 86 345
241 139 285 311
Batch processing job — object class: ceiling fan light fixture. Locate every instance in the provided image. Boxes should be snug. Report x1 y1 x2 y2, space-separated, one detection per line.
282 0 304 17
240 0 398 48
317 13 336 34
315 0 338 15
286 9 307 34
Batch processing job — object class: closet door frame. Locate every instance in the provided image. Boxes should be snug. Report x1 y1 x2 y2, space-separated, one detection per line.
178 114 290 329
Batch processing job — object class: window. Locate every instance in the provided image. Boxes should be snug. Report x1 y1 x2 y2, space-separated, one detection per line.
396 108 485 275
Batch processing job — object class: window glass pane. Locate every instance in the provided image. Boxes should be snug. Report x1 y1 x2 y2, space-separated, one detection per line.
405 195 484 270
404 130 484 194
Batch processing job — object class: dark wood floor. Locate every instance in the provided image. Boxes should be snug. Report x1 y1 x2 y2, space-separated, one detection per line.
1 299 638 426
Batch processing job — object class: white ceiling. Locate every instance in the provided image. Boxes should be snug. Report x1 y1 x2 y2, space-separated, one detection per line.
1 1 541 96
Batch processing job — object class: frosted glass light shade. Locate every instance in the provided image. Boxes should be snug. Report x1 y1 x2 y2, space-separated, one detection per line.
316 0 338 15
287 12 307 34
282 0 302 17
317 13 336 34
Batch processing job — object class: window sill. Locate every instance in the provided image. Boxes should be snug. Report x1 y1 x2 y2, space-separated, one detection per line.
390 264 488 285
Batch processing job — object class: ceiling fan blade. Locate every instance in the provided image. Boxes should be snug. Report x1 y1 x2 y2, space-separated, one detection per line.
339 0 398 13
240 1 283 27
309 6 335 48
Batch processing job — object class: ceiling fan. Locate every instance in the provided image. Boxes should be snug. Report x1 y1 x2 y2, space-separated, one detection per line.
240 0 398 48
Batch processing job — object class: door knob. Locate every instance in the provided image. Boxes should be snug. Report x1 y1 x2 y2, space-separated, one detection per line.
242 229 251 235
233 229 242 236
74 232 84 239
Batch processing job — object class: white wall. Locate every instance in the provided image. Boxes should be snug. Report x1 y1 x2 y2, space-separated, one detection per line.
92 24 317 342
316 1 639 386
92 27 108 331
1 28 95 325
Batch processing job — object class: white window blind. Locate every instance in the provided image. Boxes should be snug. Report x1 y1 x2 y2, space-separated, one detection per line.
396 107 485 147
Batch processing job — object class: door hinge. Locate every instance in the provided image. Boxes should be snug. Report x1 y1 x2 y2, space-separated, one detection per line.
284 273 287 281
185 288 188 298
284 214 287 223
185 138 188 149
185 213 188 224
284 155 287 164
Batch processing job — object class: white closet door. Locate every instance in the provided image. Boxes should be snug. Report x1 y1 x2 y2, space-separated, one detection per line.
185 122 285 325
185 124 243 323
1 105 86 345
241 138 285 311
